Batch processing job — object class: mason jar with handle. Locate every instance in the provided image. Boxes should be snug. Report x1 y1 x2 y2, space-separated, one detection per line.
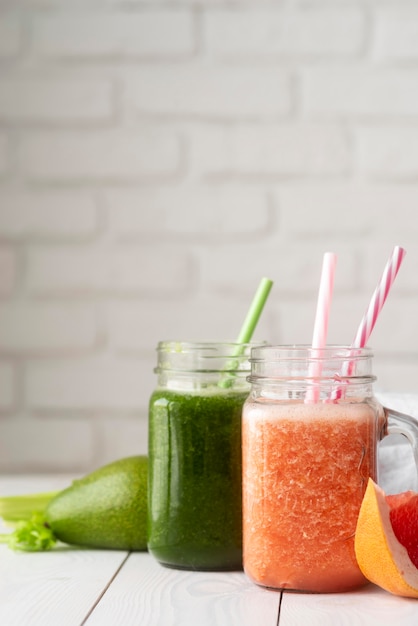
242 345 418 593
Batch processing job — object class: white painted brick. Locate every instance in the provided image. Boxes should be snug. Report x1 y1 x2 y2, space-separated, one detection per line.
280 187 371 236
0 362 15 410
205 7 365 58
192 124 349 176
279 185 418 237
279 294 368 347
0 134 8 176
99 415 148 461
303 69 418 117
106 195 165 236
1 0 418 473
26 245 191 295
274 298 321 345
106 187 270 238
0 246 16 296
19 0 101 5
198 241 357 297
106 296 273 354
356 127 418 180
277 289 414 359
0 416 94 472
0 79 113 123
25 357 153 411
374 9 418 61
0 191 97 239
19 129 181 182
128 66 291 119
0 303 97 353
363 297 417 355
374 359 418 394
33 11 194 59
0 16 21 58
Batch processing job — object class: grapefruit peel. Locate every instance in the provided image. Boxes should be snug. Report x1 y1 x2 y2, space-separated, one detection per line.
355 478 418 598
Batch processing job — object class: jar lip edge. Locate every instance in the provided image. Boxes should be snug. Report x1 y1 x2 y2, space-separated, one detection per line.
155 368 250 374
157 340 266 351
250 345 374 361
247 374 377 384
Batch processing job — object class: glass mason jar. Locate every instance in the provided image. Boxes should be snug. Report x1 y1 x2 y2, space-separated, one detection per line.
148 341 262 571
242 345 418 593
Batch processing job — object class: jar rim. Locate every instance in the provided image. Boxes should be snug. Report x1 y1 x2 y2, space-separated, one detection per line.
247 344 375 388
250 344 374 362
157 340 265 352
247 374 377 384
155 340 266 375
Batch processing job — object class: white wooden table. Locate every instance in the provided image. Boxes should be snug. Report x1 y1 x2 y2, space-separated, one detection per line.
1 473 418 626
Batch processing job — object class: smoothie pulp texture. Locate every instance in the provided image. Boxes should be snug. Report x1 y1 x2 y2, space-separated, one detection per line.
242 399 385 592
148 387 248 570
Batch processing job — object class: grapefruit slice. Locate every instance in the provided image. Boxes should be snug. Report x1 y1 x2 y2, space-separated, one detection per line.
387 491 418 568
355 478 418 598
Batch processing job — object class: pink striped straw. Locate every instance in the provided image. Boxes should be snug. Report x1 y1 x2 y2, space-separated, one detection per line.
351 245 406 350
305 252 337 404
332 245 406 399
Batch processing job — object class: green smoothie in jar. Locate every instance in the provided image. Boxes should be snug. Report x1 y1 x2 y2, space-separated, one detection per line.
147 341 256 571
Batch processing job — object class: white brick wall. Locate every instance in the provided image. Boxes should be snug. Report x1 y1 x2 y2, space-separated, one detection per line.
19 130 181 182
0 247 16 297
32 11 195 59
0 16 21 59
191 124 349 176
357 127 418 180
0 363 15 411
26 245 192 295
25 357 152 411
303 69 418 117
204 8 366 57
1 1 418 473
0 134 8 176
106 187 270 236
128 66 292 118
0 303 97 352
0 80 114 123
0 191 97 237
374 9 418 61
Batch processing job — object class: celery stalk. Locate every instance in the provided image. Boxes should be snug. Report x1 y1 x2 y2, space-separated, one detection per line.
0 513 57 551
0 491 59 523
0 491 60 551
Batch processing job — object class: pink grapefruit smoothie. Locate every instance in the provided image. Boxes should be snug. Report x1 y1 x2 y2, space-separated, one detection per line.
242 399 385 592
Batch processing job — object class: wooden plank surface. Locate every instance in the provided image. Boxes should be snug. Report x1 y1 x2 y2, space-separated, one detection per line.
0 474 128 626
0 546 128 626
1 475 418 626
85 552 281 626
280 584 418 625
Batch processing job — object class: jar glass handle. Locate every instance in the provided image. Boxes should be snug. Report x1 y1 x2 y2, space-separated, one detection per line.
383 406 418 486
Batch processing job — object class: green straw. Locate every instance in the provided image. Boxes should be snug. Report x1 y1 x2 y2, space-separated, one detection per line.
219 276 273 388
235 277 273 344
